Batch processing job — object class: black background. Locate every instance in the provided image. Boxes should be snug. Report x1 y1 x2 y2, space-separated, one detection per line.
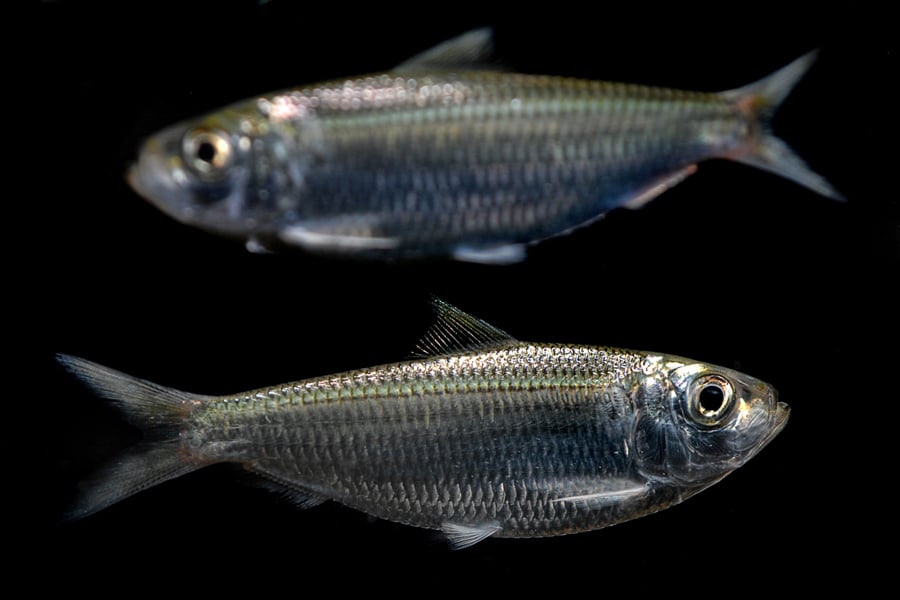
20 1 895 595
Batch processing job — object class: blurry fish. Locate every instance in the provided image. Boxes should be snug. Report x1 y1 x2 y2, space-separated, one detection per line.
128 29 842 263
59 298 788 548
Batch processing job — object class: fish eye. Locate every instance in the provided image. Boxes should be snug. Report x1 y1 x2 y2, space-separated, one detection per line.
182 129 233 176
686 374 735 427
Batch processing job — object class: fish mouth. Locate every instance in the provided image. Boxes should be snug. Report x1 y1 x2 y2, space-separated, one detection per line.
728 397 789 470
763 399 790 448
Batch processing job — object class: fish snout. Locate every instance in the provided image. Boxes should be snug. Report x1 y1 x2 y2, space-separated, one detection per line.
126 137 198 224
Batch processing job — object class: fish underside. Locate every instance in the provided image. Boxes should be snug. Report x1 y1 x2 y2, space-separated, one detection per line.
59 299 788 548
128 29 842 263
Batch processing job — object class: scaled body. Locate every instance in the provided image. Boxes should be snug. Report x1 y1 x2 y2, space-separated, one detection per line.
60 300 788 547
128 29 841 263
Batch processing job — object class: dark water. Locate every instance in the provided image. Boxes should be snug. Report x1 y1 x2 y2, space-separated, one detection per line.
20 2 895 595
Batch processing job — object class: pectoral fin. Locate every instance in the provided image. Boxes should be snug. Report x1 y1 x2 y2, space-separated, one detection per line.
278 219 400 252
452 243 527 264
552 479 649 508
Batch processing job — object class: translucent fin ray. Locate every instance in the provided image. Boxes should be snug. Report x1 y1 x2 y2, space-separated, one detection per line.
441 521 502 549
64 443 198 521
278 223 401 251
552 479 649 508
721 50 844 201
735 136 844 201
57 354 207 520
621 165 698 209
245 466 331 509
396 28 495 72
452 244 527 264
413 297 516 357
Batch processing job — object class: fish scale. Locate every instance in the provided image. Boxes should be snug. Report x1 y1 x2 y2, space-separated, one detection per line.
302 103 683 240
186 348 646 536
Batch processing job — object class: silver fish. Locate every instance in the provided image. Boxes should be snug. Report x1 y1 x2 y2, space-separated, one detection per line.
59 298 788 548
128 29 841 264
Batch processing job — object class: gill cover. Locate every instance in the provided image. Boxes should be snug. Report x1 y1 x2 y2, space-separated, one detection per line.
635 363 782 485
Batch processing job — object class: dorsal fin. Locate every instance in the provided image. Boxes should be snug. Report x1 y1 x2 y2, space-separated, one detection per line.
395 28 497 72
413 297 516 357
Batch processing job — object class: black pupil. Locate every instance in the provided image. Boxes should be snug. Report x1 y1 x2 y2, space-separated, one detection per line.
196 141 217 164
698 385 725 413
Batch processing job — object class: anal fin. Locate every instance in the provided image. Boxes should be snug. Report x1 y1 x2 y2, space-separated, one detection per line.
246 466 330 509
622 165 698 209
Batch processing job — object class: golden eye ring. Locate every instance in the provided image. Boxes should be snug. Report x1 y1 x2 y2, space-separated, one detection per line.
686 374 735 427
182 129 233 176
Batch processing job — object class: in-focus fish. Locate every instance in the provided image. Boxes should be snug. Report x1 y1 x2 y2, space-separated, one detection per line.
59 298 788 548
128 29 842 264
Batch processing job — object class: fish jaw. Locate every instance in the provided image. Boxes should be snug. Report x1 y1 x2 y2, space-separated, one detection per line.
750 398 790 459
731 387 790 460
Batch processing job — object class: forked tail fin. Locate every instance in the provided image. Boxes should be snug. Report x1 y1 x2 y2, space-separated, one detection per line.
721 51 845 201
57 354 209 520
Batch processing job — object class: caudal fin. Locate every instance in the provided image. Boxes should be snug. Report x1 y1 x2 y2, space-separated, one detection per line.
57 354 209 520
722 51 845 201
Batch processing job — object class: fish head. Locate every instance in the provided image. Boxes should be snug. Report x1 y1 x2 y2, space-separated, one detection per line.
635 360 789 487
127 100 320 246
